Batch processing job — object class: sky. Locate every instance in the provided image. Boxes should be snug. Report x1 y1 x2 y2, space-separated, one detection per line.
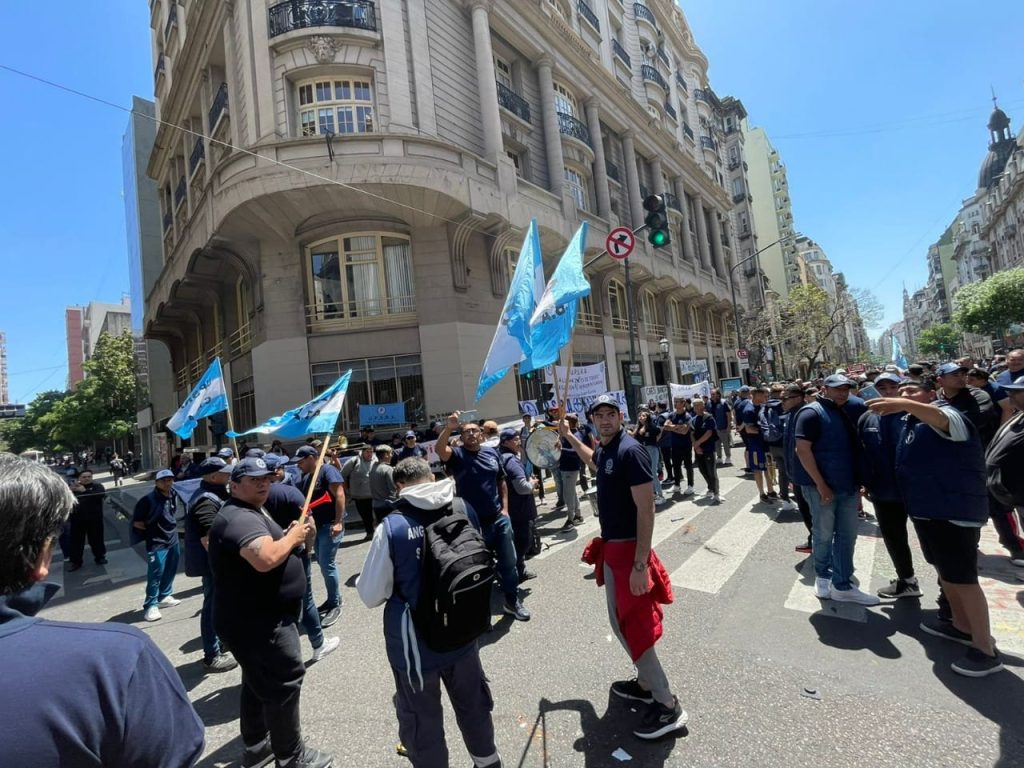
1 2 1022 404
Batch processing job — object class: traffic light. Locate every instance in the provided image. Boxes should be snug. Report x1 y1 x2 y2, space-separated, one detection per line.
643 194 670 248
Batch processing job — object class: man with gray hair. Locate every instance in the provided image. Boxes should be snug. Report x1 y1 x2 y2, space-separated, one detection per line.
0 453 205 766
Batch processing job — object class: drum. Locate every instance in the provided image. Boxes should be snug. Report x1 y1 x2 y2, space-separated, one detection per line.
525 427 562 469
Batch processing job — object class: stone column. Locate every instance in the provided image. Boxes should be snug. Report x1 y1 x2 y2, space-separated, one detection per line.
709 211 727 277
651 157 664 195
537 57 564 197
675 177 696 265
470 2 503 159
694 197 712 272
585 99 612 221
621 130 643 228
381 0 414 129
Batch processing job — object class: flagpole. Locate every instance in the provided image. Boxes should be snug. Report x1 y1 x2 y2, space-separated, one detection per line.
300 432 335 521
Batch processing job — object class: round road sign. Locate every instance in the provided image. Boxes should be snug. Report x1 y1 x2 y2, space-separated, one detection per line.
606 227 635 260
736 349 749 360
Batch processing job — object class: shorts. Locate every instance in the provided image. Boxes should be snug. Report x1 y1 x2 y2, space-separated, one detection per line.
744 437 767 472
911 518 980 585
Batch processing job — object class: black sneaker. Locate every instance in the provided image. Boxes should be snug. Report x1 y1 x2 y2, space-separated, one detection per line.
67 562 82 572
632 696 687 740
317 600 330 616
920 620 972 646
289 746 334 768
611 678 654 703
320 607 341 628
519 570 538 583
559 521 576 533
951 647 1005 678
573 514 584 524
877 578 922 599
766 491 779 499
241 737 273 768
95 557 108 565
503 598 531 621
759 494 774 504
203 653 239 673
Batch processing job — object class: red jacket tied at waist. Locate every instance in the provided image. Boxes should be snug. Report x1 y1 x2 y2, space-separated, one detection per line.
581 537 674 662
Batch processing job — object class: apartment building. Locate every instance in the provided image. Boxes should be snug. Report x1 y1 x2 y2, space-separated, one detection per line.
144 0 746 440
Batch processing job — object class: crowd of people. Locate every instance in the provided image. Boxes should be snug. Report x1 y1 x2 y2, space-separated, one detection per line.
2 348 1023 766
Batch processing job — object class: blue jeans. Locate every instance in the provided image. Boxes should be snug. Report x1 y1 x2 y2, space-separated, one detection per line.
315 523 343 610
200 575 222 660
300 556 324 649
801 486 859 591
481 515 519 601
646 446 664 499
144 544 179 608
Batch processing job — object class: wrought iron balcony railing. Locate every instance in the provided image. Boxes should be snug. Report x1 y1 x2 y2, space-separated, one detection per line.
683 123 694 140
663 101 677 120
605 160 621 183
577 0 599 31
164 2 178 40
189 137 205 175
495 81 530 123
633 3 656 26
557 112 591 147
174 177 187 208
675 71 688 93
640 64 669 92
612 39 630 67
268 0 377 38
209 82 228 131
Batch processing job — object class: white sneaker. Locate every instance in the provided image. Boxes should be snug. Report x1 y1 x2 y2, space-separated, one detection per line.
830 585 881 606
711 494 721 504
144 606 162 622
311 636 340 662
779 500 797 512
814 578 831 599
682 486 695 496
158 596 181 607
655 496 669 506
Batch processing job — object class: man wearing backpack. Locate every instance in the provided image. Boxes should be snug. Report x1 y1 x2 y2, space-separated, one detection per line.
760 390 796 511
357 458 502 768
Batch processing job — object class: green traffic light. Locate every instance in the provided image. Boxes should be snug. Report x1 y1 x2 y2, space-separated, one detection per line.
649 230 669 247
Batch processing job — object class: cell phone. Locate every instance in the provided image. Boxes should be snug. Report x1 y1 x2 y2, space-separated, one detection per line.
459 409 480 424
858 384 881 401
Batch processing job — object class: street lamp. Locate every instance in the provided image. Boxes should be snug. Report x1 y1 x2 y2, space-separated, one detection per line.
658 337 670 405
729 233 801 382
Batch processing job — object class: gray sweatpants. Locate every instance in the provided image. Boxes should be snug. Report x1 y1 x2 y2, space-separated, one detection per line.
392 649 500 768
603 563 674 707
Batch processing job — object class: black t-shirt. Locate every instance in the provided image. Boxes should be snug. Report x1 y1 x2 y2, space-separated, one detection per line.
667 411 692 448
300 463 344 526
208 498 307 635
593 430 654 540
264 482 308 529
691 413 718 449
444 446 504 522
943 386 997 447
188 481 228 537
72 482 105 516
634 415 662 447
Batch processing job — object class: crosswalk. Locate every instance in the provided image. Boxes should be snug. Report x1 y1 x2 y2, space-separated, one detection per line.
530 471 1024 654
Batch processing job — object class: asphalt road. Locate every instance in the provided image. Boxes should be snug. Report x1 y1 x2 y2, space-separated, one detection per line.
43 468 1024 768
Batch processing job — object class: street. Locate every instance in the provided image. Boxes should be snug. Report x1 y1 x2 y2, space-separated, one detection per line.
44 469 1024 768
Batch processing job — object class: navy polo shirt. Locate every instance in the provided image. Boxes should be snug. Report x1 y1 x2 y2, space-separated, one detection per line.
691 412 718 448
300 463 344 526
444 446 504 522
593 430 654 540
667 410 692 448
559 431 584 472
709 398 732 430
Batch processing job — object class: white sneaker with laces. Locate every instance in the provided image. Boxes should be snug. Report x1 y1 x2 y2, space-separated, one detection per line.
814 578 831 599
830 585 881 606
158 596 181 607
779 500 797 512
682 486 695 496
144 606 162 622
311 636 340 662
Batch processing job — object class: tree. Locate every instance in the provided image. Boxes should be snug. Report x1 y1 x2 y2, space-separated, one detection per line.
0 390 66 456
916 322 961 358
952 268 1024 338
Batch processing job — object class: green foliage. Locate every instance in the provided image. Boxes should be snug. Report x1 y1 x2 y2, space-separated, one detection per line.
916 323 961 357
953 268 1024 337
0 390 66 455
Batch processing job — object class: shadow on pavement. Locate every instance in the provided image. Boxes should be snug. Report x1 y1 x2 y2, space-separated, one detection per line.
528 694 680 767
189 678 242 726
196 735 243 768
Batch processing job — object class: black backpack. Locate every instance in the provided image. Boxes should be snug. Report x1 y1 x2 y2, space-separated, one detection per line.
410 498 495 652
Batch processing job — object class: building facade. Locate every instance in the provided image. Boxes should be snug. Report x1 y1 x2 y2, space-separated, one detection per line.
65 300 133 391
979 104 1023 276
0 331 8 404
144 0 744 443
123 96 176 468
65 307 85 390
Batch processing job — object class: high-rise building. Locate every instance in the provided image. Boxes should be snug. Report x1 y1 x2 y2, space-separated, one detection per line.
0 331 9 404
744 124 799 299
65 306 85 389
143 0 747 441
123 96 176 468
65 299 133 390
979 102 1023 275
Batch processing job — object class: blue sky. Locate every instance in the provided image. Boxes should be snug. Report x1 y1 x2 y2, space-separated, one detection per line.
1 2 1022 404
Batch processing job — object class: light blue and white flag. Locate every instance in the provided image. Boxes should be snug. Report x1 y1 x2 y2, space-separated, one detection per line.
167 358 228 439
891 334 908 370
227 370 352 439
521 222 591 373
475 220 545 401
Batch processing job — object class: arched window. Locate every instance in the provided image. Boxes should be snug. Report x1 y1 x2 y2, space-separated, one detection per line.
307 232 414 323
609 280 628 331
564 166 589 211
553 82 578 117
297 76 374 136
641 290 658 325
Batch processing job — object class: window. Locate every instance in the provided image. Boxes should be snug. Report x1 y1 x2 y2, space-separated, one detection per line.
232 376 256 433
553 82 578 117
670 299 687 332
308 233 414 321
494 56 513 90
297 77 374 137
564 166 588 210
732 177 745 197
507 149 524 178
609 280 628 330
641 290 659 325
503 247 518 287
311 355 424 434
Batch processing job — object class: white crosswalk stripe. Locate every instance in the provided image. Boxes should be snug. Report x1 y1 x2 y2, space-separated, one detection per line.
783 525 880 621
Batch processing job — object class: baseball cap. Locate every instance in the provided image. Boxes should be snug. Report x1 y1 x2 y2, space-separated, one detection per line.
155 469 174 481
262 454 288 470
589 393 622 414
244 448 266 458
936 362 967 376
1000 375 1024 391
883 364 899 373
230 457 275 481
294 445 318 460
405 430 417 438
738 385 751 394
874 372 904 385
498 428 519 442
198 457 229 476
823 374 855 388
216 447 235 459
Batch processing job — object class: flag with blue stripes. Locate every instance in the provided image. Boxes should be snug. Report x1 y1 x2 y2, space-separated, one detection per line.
227 370 352 438
167 358 228 439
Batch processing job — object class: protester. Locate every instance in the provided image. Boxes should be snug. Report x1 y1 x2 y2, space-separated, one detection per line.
663 397 696 498
631 409 668 505
67 468 107 570
370 444 398 523
183 457 238 672
985 375 1024 559
132 468 182 622
110 453 127 486
760 389 796 511
780 383 814 553
519 413 546 506
498 428 539 582
690 398 720 503
709 389 734 466
357 458 503 768
740 387 777 503
343 443 378 538
994 348 1023 386
436 412 530 621
556 414 584 532
0 453 206 767
395 430 427 464
967 367 1014 424
560 395 686 740
295 445 345 627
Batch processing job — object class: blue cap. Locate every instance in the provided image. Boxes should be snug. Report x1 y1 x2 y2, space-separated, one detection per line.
294 445 318 459
936 362 967 376
1001 374 1024 391
589 393 622 413
874 372 904 385
262 454 288 470
823 374 855 388
499 428 519 442
244 448 266 458
198 457 229 476
216 447 234 459
231 457 275 481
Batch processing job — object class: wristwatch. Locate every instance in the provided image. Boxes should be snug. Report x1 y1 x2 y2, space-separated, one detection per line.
633 560 647 572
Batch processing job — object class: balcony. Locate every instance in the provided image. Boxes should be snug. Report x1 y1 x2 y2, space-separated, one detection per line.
633 3 657 28
188 136 205 176
577 311 602 332
577 0 599 31
611 315 630 332
154 54 166 88
700 135 717 151
268 0 377 38
663 101 677 121
675 71 688 93
683 123 694 141
164 2 178 43
670 327 688 343
605 160 621 184
646 322 666 339
227 322 252 359
306 296 417 330
694 88 711 104
557 112 591 148
612 39 630 67
174 176 187 209
738 226 752 240
640 64 669 93
732 191 746 204
727 158 740 170
209 82 228 134
496 81 530 123
664 192 681 212
656 46 671 68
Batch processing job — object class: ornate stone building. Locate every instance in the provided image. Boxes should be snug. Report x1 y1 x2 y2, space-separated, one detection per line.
144 0 743 443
